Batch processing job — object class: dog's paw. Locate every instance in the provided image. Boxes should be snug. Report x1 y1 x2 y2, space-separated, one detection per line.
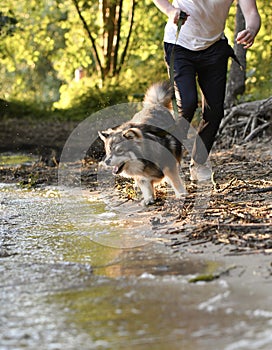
141 198 155 206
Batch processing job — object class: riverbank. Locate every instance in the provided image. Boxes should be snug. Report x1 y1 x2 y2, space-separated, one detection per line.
0 117 271 256
1 117 272 349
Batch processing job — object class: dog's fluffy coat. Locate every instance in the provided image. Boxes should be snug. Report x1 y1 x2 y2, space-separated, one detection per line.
99 82 186 205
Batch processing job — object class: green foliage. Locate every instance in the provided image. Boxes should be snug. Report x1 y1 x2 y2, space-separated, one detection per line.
55 77 133 120
0 0 271 120
0 0 65 107
0 11 17 36
0 98 51 119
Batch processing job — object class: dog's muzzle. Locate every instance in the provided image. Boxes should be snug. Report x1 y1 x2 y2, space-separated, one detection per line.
113 163 125 175
104 157 125 175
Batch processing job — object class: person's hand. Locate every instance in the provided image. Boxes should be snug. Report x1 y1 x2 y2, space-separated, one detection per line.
168 7 189 25
236 27 256 49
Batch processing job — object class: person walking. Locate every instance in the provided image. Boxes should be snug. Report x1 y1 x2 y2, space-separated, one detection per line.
153 0 261 181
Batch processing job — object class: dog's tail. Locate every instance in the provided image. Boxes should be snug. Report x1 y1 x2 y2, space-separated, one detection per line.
143 81 173 109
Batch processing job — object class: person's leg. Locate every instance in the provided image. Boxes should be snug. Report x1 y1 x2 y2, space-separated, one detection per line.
164 43 198 139
192 40 230 165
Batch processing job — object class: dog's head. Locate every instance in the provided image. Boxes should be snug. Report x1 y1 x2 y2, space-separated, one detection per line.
98 127 143 175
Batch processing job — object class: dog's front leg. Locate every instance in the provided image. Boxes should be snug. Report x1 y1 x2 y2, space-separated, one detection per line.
135 178 155 206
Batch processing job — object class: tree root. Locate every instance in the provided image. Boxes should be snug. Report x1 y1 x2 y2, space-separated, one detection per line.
217 97 272 148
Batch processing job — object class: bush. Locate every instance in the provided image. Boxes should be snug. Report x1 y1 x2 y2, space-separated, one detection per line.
0 98 51 120
53 77 140 120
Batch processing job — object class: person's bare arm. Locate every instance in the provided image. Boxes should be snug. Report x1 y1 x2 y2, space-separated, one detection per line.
237 0 261 49
153 0 188 24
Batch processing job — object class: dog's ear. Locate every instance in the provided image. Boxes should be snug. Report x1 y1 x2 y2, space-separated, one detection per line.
122 128 143 140
98 130 112 142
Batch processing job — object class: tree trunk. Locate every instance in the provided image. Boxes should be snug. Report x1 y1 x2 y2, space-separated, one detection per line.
225 3 247 108
102 0 135 77
101 0 118 77
74 0 135 82
72 0 104 80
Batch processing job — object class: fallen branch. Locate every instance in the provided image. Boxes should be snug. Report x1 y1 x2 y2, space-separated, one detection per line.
247 186 272 194
189 265 237 283
219 223 272 229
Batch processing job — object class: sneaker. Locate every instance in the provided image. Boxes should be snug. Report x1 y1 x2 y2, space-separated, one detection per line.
190 161 212 182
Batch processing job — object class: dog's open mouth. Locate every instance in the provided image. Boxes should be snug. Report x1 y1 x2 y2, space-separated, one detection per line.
113 162 125 175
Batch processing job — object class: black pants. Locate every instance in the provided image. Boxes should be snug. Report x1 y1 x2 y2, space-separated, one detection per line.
164 39 233 164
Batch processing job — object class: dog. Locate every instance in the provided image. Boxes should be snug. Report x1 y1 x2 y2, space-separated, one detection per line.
98 81 186 205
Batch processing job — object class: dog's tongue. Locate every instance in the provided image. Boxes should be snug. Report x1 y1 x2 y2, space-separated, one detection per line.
112 166 119 175
112 163 125 175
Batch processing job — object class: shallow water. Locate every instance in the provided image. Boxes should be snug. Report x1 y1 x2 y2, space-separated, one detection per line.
0 153 38 167
1 184 272 350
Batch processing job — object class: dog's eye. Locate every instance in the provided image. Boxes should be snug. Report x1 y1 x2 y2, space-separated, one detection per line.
115 147 123 155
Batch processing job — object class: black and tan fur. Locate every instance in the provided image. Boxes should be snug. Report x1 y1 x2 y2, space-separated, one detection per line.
99 82 186 205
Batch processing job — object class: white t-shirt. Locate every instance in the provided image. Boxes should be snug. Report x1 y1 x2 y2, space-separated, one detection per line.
164 0 234 50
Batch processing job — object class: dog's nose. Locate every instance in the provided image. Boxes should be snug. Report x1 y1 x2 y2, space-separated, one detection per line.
105 158 111 166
